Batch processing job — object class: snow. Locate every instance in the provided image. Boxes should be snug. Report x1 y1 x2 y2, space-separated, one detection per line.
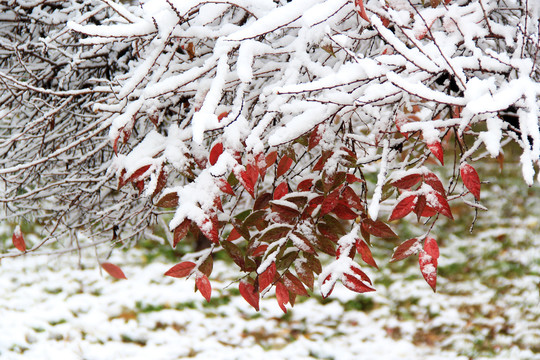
2 199 538 360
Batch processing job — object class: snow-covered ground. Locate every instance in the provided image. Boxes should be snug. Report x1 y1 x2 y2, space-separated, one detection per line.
1 172 539 360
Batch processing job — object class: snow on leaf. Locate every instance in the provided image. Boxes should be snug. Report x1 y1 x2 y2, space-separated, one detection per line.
428 191 454 219
200 216 219 243
217 178 235 196
342 186 363 210
424 172 446 195
12 225 26 252
419 237 439 292
391 238 421 262
101 262 127 280
460 162 481 199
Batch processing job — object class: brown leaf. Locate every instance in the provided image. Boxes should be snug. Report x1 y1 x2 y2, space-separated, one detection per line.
101 262 127 280
155 192 179 208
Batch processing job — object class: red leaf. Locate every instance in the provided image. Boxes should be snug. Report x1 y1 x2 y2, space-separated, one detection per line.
356 239 378 268
321 189 340 216
297 178 314 192
391 174 422 189
209 142 224 166
101 262 127 280
460 163 481 199
426 139 444 165
343 266 374 293
12 226 26 252
164 261 196 278
354 0 370 23
275 281 290 313
200 216 219 243
113 134 121 154
239 164 258 198
419 237 439 292
342 186 364 210
217 111 229 121
258 262 276 291
321 274 336 298
196 274 212 302
227 227 241 241
127 164 151 183
283 271 309 296
217 178 235 196
274 182 289 200
413 194 427 221
276 156 293 178
265 151 278 169
424 237 440 258
346 174 364 184
313 150 333 171
151 167 168 199
250 244 268 258
239 280 260 311
361 218 397 238
349 265 373 285
173 219 192 247
391 238 420 262
388 195 417 221
421 206 438 218
308 125 323 150
343 273 375 293
429 192 454 219
332 203 358 220
424 172 446 195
